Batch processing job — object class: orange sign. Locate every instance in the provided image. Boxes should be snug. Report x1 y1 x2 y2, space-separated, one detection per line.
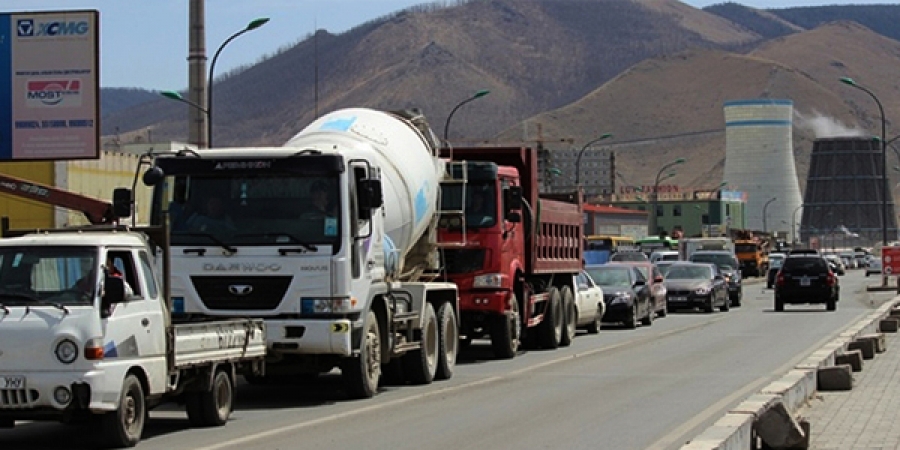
882 246 900 276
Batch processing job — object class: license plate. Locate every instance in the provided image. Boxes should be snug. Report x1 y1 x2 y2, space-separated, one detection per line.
0 375 26 389
800 277 811 286
670 296 687 302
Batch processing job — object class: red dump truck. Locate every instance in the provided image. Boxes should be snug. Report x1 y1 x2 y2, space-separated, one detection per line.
438 146 583 359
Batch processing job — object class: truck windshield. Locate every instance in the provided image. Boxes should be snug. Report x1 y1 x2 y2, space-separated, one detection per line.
440 183 497 229
157 174 341 249
0 246 97 306
734 244 758 253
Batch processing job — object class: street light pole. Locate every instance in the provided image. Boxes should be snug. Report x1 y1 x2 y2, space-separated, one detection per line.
207 17 270 148
791 203 804 245
841 77 888 248
763 197 777 234
649 158 685 237
575 133 613 186
443 90 490 143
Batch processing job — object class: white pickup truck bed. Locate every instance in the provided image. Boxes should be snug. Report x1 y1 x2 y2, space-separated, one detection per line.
173 319 266 368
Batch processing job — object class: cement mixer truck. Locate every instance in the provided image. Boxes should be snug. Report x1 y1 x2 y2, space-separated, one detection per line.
140 108 459 398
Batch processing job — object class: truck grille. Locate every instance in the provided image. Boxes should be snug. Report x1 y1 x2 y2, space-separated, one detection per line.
441 249 486 274
0 388 39 408
191 276 292 310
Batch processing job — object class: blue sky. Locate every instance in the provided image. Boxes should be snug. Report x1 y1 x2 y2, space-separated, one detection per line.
4 0 893 90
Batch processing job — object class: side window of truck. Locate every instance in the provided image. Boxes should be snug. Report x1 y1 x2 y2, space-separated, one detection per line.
138 252 159 299
107 251 141 296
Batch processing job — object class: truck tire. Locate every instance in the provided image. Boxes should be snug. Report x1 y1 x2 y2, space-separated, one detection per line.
775 297 784 312
435 302 458 380
342 311 381 398
491 294 520 359
402 302 438 385
101 374 145 448
186 369 234 427
827 296 837 311
560 286 577 347
537 287 563 349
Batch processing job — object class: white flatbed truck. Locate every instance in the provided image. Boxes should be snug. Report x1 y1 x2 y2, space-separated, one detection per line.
0 220 266 448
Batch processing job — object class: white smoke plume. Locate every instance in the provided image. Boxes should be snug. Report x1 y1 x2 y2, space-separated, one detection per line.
794 110 866 138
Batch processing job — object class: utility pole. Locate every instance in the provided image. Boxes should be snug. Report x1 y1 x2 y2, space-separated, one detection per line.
188 0 209 148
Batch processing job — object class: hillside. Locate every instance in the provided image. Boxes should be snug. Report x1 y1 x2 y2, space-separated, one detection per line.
98 0 900 198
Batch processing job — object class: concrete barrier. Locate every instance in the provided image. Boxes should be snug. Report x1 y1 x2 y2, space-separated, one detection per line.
679 298 900 449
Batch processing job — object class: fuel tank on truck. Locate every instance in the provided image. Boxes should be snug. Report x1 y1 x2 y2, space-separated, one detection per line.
284 108 445 272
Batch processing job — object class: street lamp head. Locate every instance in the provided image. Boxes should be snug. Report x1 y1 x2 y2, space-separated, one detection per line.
246 18 270 31
674 158 686 164
840 77 857 87
444 89 491 141
160 90 184 101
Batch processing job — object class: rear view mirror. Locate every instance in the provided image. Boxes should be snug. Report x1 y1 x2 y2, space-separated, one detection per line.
505 186 523 210
112 188 133 218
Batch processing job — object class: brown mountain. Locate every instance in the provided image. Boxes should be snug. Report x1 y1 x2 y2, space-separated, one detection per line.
100 1 900 196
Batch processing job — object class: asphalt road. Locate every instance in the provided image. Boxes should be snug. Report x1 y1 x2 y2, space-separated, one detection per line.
2 269 894 450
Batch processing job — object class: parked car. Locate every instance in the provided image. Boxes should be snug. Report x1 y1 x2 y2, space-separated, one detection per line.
689 250 742 307
607 261 668 318
573 270 606 334
866 257 883 277
584 264 654 329
774 254 839 311
767 252 786 289
610 251 650 262
662 262 729 313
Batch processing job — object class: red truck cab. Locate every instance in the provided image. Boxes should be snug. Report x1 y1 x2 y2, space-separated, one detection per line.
438 146 583 359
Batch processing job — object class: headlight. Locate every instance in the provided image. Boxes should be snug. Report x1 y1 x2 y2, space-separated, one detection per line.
302 297 353 314
610 293 631 305
694 286 711 295
473 273 504 288
55 339 78 364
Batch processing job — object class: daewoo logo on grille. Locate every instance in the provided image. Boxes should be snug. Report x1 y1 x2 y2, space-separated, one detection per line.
203 263 281 272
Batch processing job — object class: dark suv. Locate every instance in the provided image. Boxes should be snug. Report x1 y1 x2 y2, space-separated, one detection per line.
774 255 839 311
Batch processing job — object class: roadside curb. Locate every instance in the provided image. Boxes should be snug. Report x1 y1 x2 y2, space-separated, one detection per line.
679 297 900 449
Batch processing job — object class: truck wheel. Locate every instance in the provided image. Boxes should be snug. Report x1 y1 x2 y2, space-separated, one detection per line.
827 296 837 311
402 302 438 385
186 369 234 427
491 294 520 359
560 286 577 347
537 287 563 349
435 302 458 380
101 374 145 448
775 297 784 312
342 311 381 398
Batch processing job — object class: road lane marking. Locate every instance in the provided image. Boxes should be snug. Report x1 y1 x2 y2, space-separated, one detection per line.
190 318 725 450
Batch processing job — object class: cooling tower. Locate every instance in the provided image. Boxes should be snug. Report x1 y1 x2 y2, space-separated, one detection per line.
800 137 897 247
722 99 803 236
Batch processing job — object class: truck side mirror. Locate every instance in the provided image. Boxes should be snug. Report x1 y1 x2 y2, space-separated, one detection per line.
142 166 164 186
357 179 383 220
505 211 522 223
505 186 523 210
112 188 133 218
